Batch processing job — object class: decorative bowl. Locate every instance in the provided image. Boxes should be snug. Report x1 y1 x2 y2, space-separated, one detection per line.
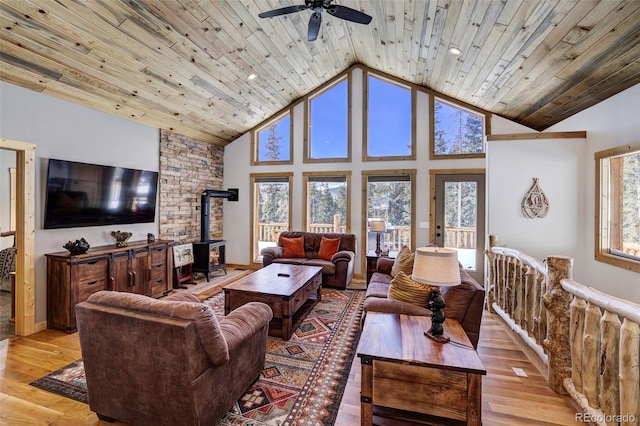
63 238 90 254
111 230 133 247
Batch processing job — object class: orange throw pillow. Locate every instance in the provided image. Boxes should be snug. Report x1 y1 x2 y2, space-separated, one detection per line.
318 237 341 261
281 236 305 258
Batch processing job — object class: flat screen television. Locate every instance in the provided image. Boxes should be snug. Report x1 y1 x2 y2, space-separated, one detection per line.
44 159 159 229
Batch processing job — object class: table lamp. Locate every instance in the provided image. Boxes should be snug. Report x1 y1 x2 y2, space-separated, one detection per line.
370 220 386 256
411 246 461 343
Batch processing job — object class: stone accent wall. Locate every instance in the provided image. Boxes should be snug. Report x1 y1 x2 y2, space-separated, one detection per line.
159 130 224 243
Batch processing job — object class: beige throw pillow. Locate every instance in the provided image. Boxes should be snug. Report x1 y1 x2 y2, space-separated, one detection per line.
390 245 414 277
388 271 432 307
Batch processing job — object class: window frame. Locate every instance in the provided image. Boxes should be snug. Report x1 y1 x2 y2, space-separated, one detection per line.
361 169 417 273
304 74 351 163
302 171 352 233
251 108 294 166
249 172 293 268
430 96 488 160
363 71 416 162
594 143 640 272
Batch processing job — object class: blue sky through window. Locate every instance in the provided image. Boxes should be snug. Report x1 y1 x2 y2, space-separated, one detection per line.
310 80 348 159
367 76 412 157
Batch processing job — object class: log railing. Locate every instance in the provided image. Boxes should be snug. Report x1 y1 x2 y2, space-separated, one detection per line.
487 235 640 426
486 235 549 364
562 280 640 426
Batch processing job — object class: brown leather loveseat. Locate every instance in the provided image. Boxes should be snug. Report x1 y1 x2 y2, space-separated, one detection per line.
261 231 356 289
364 256 485 349
75 290 272 426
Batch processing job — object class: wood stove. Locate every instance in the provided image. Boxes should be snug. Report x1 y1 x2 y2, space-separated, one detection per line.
193 240 226 281
192 189 237 281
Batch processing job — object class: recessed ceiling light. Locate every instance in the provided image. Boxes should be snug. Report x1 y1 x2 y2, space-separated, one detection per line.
247 73 257 81
448 47 462 56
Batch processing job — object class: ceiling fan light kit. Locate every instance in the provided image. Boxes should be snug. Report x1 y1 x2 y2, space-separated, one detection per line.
259 0 372 42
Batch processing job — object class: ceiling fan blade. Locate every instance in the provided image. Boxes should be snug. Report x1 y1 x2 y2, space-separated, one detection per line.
308 11 322 41
326 5 372 24
258 5 308 19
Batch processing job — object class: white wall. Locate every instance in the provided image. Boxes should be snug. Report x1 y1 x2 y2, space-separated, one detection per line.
548 84 640 304
0 81 160 323
486 137 584 259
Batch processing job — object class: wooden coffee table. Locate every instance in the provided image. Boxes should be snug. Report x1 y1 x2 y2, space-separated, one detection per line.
357 312 486 426
223 264 322 340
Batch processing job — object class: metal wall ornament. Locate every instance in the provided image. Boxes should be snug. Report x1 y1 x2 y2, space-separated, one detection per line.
521 178 550 219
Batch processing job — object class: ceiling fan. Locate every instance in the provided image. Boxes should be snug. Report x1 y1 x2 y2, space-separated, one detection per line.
258 0 372 42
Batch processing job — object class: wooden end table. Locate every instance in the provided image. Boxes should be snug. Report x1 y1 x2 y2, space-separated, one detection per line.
223 264 322 340
357 312 486 425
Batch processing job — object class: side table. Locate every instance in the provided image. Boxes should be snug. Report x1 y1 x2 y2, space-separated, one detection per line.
357 312 486 425
365 252 380 284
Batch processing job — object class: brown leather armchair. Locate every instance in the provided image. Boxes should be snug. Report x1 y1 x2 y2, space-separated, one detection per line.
75 290 272 426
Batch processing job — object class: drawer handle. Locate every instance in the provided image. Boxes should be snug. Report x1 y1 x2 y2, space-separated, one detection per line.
87 280 98 285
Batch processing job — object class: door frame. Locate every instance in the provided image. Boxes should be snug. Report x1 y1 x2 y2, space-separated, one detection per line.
429 168 486 284
1 138 36 336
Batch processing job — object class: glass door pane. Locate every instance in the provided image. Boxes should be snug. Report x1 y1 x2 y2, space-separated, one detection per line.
254 181 289 260
444 181 478 270
435 173 485 284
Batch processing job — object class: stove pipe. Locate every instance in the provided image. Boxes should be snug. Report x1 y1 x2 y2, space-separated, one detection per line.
200 189 238 242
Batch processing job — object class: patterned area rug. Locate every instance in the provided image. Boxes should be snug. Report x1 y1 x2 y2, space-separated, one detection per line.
30 288 364 425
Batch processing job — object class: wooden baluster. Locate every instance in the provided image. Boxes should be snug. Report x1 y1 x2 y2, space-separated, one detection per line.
570 296 587 393
506 257 516 316
620 318 639 426
485 245 496 313
514 260 524 327
539 273 548 350
599 311 621 425
542 255 573 394
501 254 508 311
583 303 602 408
496 253 504 309
524 265 535 336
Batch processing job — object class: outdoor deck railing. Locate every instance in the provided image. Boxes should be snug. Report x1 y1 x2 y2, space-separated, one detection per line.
486 235 640 426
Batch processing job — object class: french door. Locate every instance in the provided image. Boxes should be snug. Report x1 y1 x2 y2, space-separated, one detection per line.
433 172 485 285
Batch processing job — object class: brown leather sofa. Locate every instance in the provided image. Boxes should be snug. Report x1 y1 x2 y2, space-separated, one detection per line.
75 290 272 426
261 231 356 289
364 257 485 349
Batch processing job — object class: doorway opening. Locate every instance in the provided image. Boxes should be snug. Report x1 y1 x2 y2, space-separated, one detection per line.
0 138 36 337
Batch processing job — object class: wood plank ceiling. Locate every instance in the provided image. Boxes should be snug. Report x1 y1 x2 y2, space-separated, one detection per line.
1 0 639 146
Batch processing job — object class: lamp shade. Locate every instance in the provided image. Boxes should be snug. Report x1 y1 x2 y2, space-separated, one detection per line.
370 220 386 232
411 247 461 287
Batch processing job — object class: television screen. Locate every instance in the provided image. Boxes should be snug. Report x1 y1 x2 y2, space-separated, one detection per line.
44 159 159 229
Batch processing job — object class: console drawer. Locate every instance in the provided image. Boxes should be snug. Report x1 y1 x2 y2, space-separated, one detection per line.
78 278 108 302
77 258 109 282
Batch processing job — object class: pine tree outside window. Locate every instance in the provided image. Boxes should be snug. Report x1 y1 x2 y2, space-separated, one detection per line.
431 97 486 159
250 173 292 265
595 144 640 272
362 171 416 255
252 110 292 165
303 172 351 233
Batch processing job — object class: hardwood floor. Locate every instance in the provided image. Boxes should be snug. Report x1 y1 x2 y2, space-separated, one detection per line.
0 310 579 425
